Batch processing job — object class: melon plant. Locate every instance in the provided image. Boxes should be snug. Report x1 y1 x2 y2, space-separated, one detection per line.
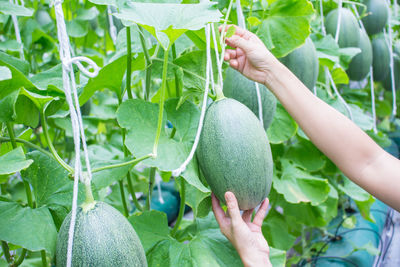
372 34 391 81
56 201 147 267
197 97 273 210
361 0 389 36
223 67 277 129
347 29 373 81
279 37 319 91
325 8 360 48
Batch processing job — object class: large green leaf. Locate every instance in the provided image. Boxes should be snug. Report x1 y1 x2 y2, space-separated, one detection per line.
116 98 208 192
284 139 326 172
128 210 170 251
114 2 221 49
29 64 63 93
257 0 314 57
338 176 370 202
0 52 34 99
270 247 287 267
0 147 33 175
262 209 296 251
146 213 242 267
22 151 83 208
0 201 57 255
0 2 34 16
267 103 297 144
273 161 330 205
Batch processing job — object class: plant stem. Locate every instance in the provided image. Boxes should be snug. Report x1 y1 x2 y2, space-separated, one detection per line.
126 26 133 99
119 180 129 217
40 250 47 267
40 111 74 173
13 248 27 266
126 172 144 212
84 183 95 204
145 167 156 210
0 137 52 157
138 25 153 100
171 43 181 98
152 48 170 156
1 241 11 263
91 154 152 173
6 123 34 209
171 178 186 237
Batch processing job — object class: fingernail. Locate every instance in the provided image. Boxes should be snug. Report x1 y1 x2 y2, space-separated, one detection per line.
225 192 233 201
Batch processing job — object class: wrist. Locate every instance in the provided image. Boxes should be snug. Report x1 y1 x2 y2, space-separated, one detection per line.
239 248 271 267
263 60 287 93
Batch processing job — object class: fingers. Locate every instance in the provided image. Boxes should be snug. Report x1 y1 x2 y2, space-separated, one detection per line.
242 209 254 223
225 191 242 223
224 49 237 61
253 198 270 227
211 193 227 227
225 35 252 51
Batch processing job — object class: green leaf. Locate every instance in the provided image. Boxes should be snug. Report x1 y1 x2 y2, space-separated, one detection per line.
128 210 170 252
354 241 379 256
30 64 63 93
0 201 57 255
273 163 330 205
79 54 146 105
114 2 222 49
66 20 89 38
147 213 242 266
20 89 56 112
257 0 314 57
262 209 296 250
267 103 297 144
0 66 11 81
355 195 375 222
0 40 21 52
0 52 34 99
0 147 33 175
183 178 210 217
14 94 40 128
88 0 117 6
22 151 83 208
338 176 370 202
0 90 19 123
270 247 286 267
331 67 349 84
284 139 326 172
0 2 34 16
117 98 208 192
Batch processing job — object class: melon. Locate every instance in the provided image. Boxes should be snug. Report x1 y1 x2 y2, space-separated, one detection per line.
56 201 147 267
361 0 389 36
223 67 277 130
197 98 273 210
280 37 319 91
347 29 373 81
372 34 390 81
325 8 360 48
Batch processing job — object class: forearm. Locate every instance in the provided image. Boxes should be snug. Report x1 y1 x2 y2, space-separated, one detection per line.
265 63 386 187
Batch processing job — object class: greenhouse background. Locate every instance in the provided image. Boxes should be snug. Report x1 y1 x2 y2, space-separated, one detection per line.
1 0 400 266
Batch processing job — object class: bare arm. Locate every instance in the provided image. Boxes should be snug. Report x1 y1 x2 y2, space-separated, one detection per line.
223 25 400 212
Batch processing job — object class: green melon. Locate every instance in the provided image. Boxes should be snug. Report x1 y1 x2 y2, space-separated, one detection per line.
280 37 319 91
197 98 273 210
347 29 373 81
325 8 360 48
223 67 277 129
361 0 389 36
383 55 400 91
372 34 391 81
56 201 147 267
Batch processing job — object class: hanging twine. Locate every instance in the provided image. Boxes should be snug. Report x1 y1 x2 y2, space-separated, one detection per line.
171 23 212 177
107 6 117 45
385 0 397 119
52 1 99 267
9 0 24 60
352 5 378 133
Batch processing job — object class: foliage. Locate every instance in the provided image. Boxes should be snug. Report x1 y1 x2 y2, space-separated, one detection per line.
0 0 399 266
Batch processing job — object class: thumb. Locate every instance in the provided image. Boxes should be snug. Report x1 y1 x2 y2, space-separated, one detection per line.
226 35 252 52
225 191 242 223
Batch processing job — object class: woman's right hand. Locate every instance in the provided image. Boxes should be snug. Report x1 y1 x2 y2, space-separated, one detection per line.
221 25 282 87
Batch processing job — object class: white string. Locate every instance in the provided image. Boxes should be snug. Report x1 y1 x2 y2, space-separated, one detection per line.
107 6 117 45
319 0 326 36
10 0 24 60
211 25 223 90
171 23 211 177
319 0 353 121
236 0 263 124
335 0 343 43
53 1 100 266
353 4 377 133
385 0 397 119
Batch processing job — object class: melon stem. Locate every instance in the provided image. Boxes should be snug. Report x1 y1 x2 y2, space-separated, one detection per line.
84 182 95 204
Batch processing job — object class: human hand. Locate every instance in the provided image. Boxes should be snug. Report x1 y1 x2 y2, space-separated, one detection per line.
220 25 281 87
212 192 271 267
